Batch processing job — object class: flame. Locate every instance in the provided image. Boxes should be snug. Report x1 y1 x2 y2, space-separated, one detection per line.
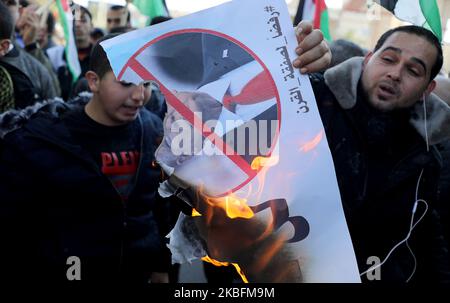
195 156 291 282
202 256 249 283
300 131 323 152
224 195 254 219
196 156 279 221
201 255 229 266
191 208 202 217
231 263 249 283
251 155 279 171
250 155 279 202
199 190 255 221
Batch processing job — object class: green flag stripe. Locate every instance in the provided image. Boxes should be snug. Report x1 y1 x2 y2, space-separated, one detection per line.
419 0 442 42
56 1 79 82
320 9 332 42
134 0 168 20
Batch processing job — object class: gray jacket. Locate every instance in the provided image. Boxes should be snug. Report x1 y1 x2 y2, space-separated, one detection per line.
0 45 58 102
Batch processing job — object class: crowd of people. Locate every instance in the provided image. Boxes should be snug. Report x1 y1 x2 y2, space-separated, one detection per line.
0 0 449 284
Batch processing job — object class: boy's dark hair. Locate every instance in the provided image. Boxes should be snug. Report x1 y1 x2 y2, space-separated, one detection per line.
89 33 120 79
150 16 172 25
110 5 130 23
0 1 14 40
374 25 443 82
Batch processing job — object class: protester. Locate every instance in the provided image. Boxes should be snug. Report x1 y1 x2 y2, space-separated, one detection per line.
72 5 93 85
90 27 105 45
159 24 449 283
9 0 61 96
0 1 58 111
309 25 450 282
0 34 171 284
107 5 131 33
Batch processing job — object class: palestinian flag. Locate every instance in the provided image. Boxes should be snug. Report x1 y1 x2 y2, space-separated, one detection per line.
56 0 81 82
294 0 331 41
375 0 442 42
133 0 169 22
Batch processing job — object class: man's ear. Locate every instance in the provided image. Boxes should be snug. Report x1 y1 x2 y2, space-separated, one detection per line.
0 39 11 57
86 71 100 93
363 51 373 68
424 79 437 96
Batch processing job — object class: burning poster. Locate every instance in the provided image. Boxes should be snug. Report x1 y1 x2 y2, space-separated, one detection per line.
101 0 360 282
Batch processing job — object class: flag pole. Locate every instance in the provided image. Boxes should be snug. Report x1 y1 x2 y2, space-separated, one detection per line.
294 0 306 26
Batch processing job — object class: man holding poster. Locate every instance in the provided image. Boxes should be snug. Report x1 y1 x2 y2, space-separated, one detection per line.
311 25 450 283
101 0 360 282
102 0 449 283
164 24 450 283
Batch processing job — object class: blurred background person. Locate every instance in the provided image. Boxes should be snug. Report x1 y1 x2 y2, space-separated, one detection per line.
90 27 105 45
0 0 58 111
106 5 131 33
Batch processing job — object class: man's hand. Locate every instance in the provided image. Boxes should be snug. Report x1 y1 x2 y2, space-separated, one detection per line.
16 5 40 46
293 21 331 74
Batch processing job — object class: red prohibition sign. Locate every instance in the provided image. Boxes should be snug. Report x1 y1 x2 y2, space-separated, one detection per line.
118 29 282 196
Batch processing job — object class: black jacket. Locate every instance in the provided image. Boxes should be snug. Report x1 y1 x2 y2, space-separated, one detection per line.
0 95 170 284
437 141 450 249
310 58 450 283
0 46 58 108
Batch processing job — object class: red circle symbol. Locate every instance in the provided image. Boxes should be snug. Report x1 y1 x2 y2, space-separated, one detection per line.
120 29 281 196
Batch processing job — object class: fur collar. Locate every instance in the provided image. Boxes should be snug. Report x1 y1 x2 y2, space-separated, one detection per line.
0 92 92 139
324 57 450 145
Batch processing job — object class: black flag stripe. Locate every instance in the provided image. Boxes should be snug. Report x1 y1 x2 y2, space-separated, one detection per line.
375 0 399 13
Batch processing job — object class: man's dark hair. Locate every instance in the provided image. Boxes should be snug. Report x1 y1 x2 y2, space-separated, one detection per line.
109 26 131 34
90 27 105 40
89 33 119 79
0 1 14 40
330 39 367 67
73 5 92 22
374 25 443 82
46 11 55 35
110 5 130 23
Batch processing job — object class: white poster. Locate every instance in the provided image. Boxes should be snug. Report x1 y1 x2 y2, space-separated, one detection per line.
102 0 360 282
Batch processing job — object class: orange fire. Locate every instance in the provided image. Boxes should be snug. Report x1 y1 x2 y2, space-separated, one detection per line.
250 155 279 201
202 255 249 283
231 263 249 283
191 208 202 217
194 155 285 283
199 191 255 221
201 255 229 267
250 155 279 171
300 131 323 152
224 195 254 219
